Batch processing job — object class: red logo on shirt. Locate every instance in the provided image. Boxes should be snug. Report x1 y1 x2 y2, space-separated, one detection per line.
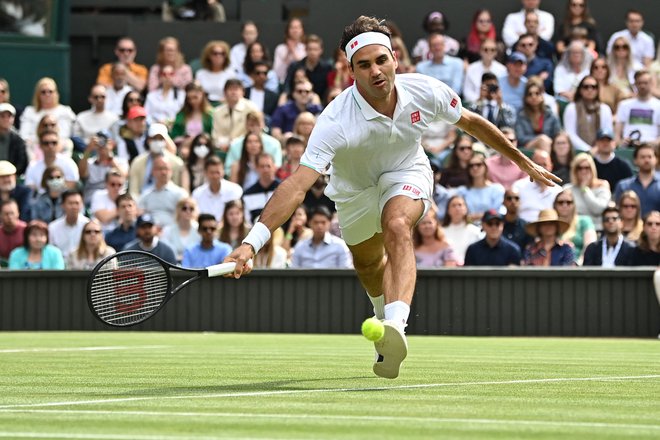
350 40 359 49
402 184 421 196
410 111 420 124
450 98 458 108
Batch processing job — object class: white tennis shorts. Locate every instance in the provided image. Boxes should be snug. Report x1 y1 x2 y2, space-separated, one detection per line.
334 166 433 246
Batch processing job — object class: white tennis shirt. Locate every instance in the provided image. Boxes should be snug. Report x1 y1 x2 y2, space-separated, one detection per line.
301 73 462 203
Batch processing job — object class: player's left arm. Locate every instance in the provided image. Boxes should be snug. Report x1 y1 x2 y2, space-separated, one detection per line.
454 109 562 187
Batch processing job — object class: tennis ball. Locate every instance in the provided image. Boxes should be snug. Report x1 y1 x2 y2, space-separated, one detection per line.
361 317 385 342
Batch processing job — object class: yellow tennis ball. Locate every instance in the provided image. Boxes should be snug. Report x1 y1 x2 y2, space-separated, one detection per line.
361 317 385 342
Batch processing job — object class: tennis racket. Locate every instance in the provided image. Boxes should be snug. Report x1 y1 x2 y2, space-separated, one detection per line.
87 250 247 327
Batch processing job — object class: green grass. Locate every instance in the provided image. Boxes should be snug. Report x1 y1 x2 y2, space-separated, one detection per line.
0 333 659 439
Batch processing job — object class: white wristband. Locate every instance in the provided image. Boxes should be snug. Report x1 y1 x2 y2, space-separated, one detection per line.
242 222 271 254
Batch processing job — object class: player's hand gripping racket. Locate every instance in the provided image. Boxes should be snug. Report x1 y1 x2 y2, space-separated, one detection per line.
87 250 250 327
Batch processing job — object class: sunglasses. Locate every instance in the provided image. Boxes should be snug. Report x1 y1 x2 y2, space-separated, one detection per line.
505 196 520 201
576 165 591 171
108 182 123 188
40 89 54 95
457 146 472 151
41 140 58 146
621 204 637 209
603 216 620 223
92 95 106 99
646 221 660 227
481 47 497 53
211 51 226 56
614 44 629 50
295 89 311 94
181 206 195 212
581 84 597 90
84 229 102 235
468 162 484 169
556 200 574 206
485 220 503 227
117 47 135 53
201 226 216 232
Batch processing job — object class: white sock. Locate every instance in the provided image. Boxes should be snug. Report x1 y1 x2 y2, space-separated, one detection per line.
384 301 410 329
368 294 385 320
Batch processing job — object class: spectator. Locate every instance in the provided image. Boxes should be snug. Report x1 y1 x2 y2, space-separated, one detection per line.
517 33 554 93
563 76 614 152
630 210 660 265
555 0 600 57
242 153 280 224
554 40 593 102
8 220 64 269
523 209 576 266
237 41 280 93
90 168 125 233
464 42 508 105
192 156 243 221
0 103 28 176
583 207 635 266
280 204 312 256
161 197 201 262
0 160 31 221
614 71 660 147
110 91 143 141
468 73 516 129
442 195 482 265
96 37 147 92
391 36 415 74
195 40 235 104
502 0 554 48
465 209 522 266
499 52 529 113
413 207 457 268
652 44 660 98
32 114 74 161
73 85 118 144
66 219 115 269
553 188 596 262
590 58 627 114
302 174 335 215
606 9 655 68
30 165 65 223
181 213 230 268
607 37 642 97
513 149 563 222
24 130 78 191
592 128 633 192
522 10 555 62
0 199 26 262
291 206 352 269
614 144 660 217
421 119 457 166
271 79 322 143
48 189 89 259
462 9 498 64
245 60 280 120
229 21 259 74
550 132 574 184
617 190 643 241
253 228 288 269
291 112 316 145
144 65 186 124
515 81 560 150
503 188 534 252
486 128 528 189
104 63 134 117
218 199 251 249
224 111 282 174
416 33 463 94
138 156 188 228
458 154 505 224
182 133 215 193
170 81 213 151
124 214 177 264
104 193 138 251
147 37 192 92
439 134 474 189
211 79 259 156
284 35 333 100
412 11 460 62
276 136 305 181
327 49 354 92
565 153 611 230
79 134 128 205
230 132 263 190
273 17 306 84
115 105 149 164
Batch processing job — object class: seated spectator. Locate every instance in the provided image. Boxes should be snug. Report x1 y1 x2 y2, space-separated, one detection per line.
30 165 66 223
412 11 460 62
253 228 288 269
327 48 353 92
283 35 332 101
66 219 115 269
230 132 263 190
280 204 312 256
502 0 555 49
79 134 128 205
583 207 635 266
462 9 499 65
271 79 322 144
229 21 259 74
458 154 505 224
391 36 415 74
630 210 660 265
0 160 31 221
242 153 280 224
161 197 201 262
466 73 516 129
499 52 529 113
413 207 457 268
465 209 522 266
290 112 316 145
0 103 28 176
617 190 643 241
237 42 280 94
614 71 660 147
513 150 563 222
192 156 243 221
441 195 482 265
486 128 528 189
104 63 135 117
416 33 464 94
591 58 627 115
218 199 251 249
516 33 554 93
273 17 307 85
33 114 75 160
170 81 214 148
564 153 611 230
515 81 560 151
553 188 596 263
115 105 149 164
0 199 26 262
96 37 148 92
523 209 576 266
291 206 352 268
181 213 231 268
104 193 137 251
563 75 614 152
522 10 555 63
608 36 644 97
144 65 186 125
613 144 660 217
124 214 177 264
439 135 473 189
48 190 89 259
224 111 282 174
163 1 226 22
502 188 534 252
245 60 280 120
549 132 574 184
606 10 654 68
302 174 336 215
421 120 457 165
89 168 126 233
182 133 216 193
8 220 65 270
73 85 119 144
195 40 235 104
553 40 593 102
211 79 259 156
24 130 79 192
555 0 600 57
276 135 305 181
138 156 188 228
147 37 193 92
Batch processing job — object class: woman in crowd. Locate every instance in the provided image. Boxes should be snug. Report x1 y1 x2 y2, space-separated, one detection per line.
195 40 235 104
553 40 594 102
562 75 613 152
564 153 610 230
618 190 643 241
550 132 574 184
391 36 415 74
230 132 263 189
273 17 306 85
590 57 627 114
144 65 185 124
607 36 642 96
553 189 596 263
161 197 201 262
237 41 279 93
515 81 561 151
458 154 505 224
326 49 353 92
253 228 287 269
441 195 482 265
90 168 125 233
8 220 65 270
291 111 316 144
462 9 498 64
218 199 251 249
413 207 457 268
33 114 74 160
630 211 660 266
182 133 216 193
555 0 600 57
170 81 214 148
276 135 305 181
412 11 460 62
111 91 144 141
281 204 312 257
30 165 67 223
66 219 115 270
147 36 193 91
439 134 474 189
229 20 259 73
523 209 577 266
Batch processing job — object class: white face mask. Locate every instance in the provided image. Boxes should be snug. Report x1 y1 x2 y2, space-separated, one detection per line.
149 140 166 154
46 177 67 193
193 145 210 158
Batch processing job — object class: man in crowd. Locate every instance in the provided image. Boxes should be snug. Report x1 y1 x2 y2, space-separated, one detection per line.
79 133 128 205
90 168 126 233
502 0 554 48
104 193 137 251
513 149 563 222
284 35 333 100
486 128 527 189
115 105 148 163
0 199 26 261
182 213 232 268
614 71 660 147
499 52 528 113
224 111 282 174
613 144 660 217
0 103 27 176
48 190 89 259
245 61 279 122
124 213 177 264
0 160 31 221
416 33 464 94
24 130 79 191
592 128 633 191
464 210 522 266
271 79 323 143
502 187 534 253
583 207 635 266
105 63 134 116
516 33 553 93
243 153 280 224
606 10 655 67
212 79 259 155
73 85 118 144
192 156 243 222
138 156 188 228
291 206 352 269
96 37 148 91
467 74 516 130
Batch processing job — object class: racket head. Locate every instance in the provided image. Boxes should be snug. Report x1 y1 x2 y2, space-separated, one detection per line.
87 250 173 327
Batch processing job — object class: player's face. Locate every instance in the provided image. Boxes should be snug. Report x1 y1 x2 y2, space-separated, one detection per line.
350 44 398 102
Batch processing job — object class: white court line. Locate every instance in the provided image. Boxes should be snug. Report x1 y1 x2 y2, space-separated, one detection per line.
0 346 168 354
1 409 659 432
0 434 281 440
0 374 658 410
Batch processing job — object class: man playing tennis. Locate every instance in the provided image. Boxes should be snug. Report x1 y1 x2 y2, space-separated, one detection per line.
226 16 560 379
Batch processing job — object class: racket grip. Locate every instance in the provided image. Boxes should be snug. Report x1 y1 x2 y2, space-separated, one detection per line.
207 259 253 278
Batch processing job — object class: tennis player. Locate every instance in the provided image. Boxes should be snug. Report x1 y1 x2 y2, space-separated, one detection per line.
225 16 560 378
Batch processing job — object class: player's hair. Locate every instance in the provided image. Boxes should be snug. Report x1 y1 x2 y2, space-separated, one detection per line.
339 16 391 66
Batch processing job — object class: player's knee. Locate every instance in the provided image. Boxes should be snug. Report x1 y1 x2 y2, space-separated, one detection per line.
383 216 413 239
353 254 383 276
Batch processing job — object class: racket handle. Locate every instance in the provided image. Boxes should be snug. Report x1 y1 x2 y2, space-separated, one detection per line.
207 259 253 278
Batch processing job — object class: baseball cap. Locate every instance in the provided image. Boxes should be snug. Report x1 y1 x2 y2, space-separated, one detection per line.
126 106 147 120
507 52 527 64
596 128 614 140
0 103 16 115
482 209 504 223
0 160 17 176
148 123 169 138
136 213 156 227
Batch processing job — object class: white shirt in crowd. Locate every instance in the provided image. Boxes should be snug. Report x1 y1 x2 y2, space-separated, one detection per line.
191 179 243 222
105 85 133 116
562 103 614 152
48 213 90 258
463 60 507 104
512 178 563 223
195 68 236 102
144 88 185 124
24 153 80 190
606 30 655 66
73 109 119 143
615 97 660 143
502 8 554 47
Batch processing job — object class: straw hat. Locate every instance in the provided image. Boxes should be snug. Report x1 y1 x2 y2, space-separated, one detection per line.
525 209 570 237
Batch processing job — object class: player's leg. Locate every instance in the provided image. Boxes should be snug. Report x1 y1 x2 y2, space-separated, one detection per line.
348 233 386 319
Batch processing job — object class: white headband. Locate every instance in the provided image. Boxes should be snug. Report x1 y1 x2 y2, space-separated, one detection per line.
345 32 392 63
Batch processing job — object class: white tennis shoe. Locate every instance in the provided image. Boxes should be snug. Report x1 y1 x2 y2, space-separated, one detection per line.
372 320 408 379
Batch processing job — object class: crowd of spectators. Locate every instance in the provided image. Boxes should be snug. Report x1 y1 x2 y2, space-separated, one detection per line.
0 0 659 271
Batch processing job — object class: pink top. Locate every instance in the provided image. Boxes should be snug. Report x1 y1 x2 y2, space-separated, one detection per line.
148 64 194 91
486 155 528 190
414 248 457 268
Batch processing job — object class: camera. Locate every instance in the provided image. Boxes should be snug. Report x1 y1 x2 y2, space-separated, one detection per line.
96 132 108 147
487 84 499 93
